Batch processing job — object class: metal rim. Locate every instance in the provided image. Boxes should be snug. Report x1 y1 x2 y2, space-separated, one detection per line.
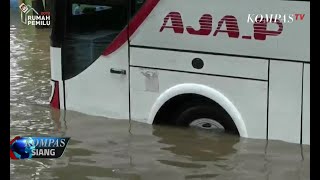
189 118 225 131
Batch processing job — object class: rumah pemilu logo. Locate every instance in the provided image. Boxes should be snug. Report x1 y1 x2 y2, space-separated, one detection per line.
19 3 50 26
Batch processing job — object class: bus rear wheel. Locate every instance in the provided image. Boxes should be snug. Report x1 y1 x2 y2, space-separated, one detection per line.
174 105 237 134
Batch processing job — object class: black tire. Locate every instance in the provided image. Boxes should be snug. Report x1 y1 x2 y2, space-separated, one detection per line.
174 105 238 134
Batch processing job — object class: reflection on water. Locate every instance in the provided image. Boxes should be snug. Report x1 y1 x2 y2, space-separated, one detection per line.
10 9 309 180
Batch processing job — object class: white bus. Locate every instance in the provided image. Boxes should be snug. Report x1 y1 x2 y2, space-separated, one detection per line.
49 0 310 144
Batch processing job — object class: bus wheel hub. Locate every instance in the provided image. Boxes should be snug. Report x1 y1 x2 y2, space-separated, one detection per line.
189 118 225 131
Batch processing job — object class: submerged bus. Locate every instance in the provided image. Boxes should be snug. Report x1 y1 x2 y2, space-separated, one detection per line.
49 0 310 144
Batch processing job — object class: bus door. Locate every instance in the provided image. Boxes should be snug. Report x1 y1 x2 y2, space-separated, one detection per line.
51 0 132 119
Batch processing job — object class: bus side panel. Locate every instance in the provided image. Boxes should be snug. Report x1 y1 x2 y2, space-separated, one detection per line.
64 44 130 120
130 66 268 139
49 47 65 109
268 61 303 144
302 64 310 145
50 47 62 81
130 47 268 80
130 0 310 62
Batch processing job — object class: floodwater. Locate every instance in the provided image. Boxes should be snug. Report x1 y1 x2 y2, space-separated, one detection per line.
10 9 310 180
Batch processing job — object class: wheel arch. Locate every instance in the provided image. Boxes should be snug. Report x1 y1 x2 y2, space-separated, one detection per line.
147 83 248 138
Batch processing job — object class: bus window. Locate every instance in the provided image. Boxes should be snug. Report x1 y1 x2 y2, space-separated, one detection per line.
62 0 128 80
130 0 145 18
71 4 112 16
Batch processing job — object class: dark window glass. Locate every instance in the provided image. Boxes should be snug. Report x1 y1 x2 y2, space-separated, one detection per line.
130 0 145 17
50 1 67 47
62 0 128 80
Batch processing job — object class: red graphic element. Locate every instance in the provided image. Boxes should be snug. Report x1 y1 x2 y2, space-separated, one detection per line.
242 35 252 39
254 18 283 41
41 12 50 16
213 15 239 38
294 14 305 21
160 12 285 41
19 3 28 13
102 0 160 56
50 81 60 109
186 14 212 35
160 12 184 34
10 136 21 160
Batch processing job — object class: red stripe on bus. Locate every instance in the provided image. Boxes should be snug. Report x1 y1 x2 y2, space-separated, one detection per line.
50 81 60 109
102 0 160 56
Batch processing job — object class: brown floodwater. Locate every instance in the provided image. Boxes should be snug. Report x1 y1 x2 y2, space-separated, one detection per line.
10 9 310 180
